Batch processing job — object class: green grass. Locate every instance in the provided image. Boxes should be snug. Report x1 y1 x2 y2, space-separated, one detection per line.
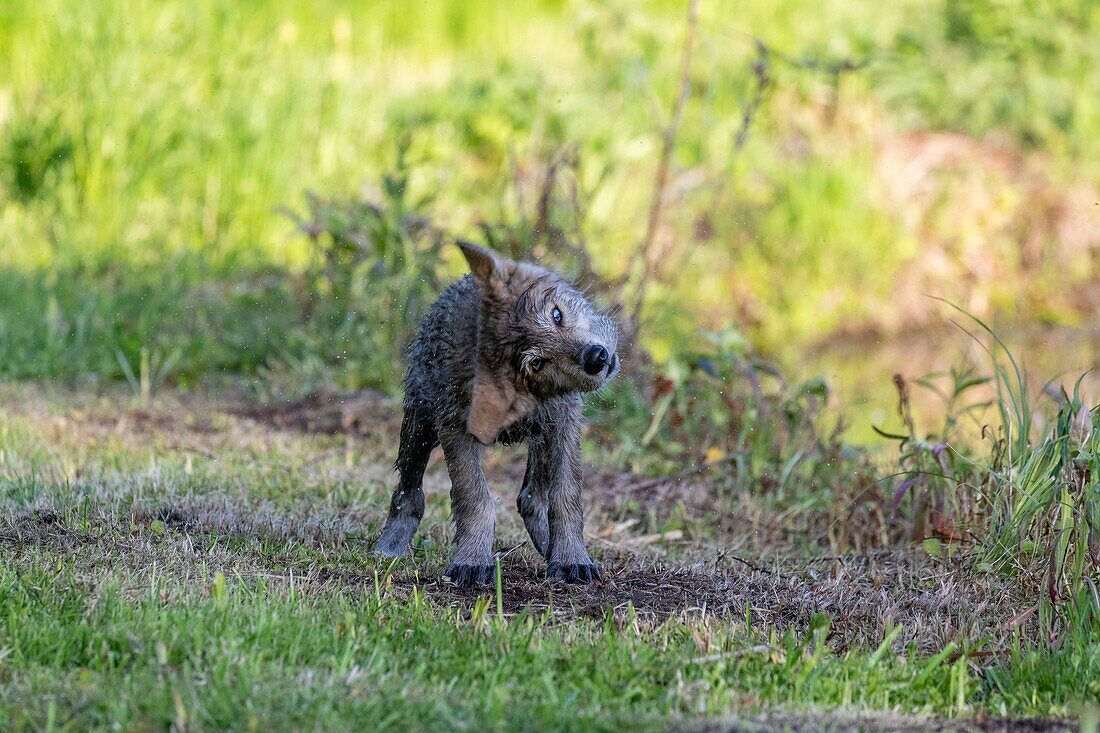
3 557 1091 732
0 386 1095 730
3 0 1098 382
0 559 965 730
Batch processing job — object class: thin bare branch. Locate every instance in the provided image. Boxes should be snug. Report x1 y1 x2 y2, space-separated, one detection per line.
629 0 700 338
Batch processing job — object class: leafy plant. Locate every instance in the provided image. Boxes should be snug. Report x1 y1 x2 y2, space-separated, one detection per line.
587 325 888 550
876 367 994 543
279 146 446 396
882 308 1100 637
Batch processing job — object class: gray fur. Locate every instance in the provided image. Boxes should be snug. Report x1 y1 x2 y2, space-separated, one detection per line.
374 242 619 588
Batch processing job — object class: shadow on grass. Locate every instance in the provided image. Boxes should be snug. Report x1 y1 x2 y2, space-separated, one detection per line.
0 261 396 391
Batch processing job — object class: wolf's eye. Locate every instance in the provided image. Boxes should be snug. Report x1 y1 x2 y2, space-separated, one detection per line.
551 307 563 326
530 357 545 372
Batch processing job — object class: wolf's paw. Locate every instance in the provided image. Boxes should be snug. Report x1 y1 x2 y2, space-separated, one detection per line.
546 562 602 584
445 564 497 589
374 516 419 558
373 534 411 558
373 537 410 558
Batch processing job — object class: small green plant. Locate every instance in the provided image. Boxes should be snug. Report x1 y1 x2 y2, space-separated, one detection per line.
596 326 851 487
588 325 889 551
986 377 1100 638
293 146 441 310
115 345 182 405
279 146 445 396
876 367 994 542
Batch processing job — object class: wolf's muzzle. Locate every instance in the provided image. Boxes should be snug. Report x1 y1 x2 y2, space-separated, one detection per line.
582 344 611 375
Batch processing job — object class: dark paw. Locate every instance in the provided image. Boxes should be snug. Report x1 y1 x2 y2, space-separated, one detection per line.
445 564 496 589
374 517 418 558
546 562 602 584
373 535 410 558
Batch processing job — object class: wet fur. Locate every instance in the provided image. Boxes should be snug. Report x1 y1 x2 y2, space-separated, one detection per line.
374 243 618 588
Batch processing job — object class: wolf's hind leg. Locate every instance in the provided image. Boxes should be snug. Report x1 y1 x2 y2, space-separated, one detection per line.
517 447 549 558
375 404 437 557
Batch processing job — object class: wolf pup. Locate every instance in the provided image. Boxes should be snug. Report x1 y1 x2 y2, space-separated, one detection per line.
374 241 619 588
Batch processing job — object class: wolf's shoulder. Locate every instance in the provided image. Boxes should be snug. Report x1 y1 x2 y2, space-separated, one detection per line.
435 274 478 307
424 275 478 325
411 274 479 349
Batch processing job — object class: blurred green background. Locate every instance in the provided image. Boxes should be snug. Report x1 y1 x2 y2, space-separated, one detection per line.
1 0 1098 421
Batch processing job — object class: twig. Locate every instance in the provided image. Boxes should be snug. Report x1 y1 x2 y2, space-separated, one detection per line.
629 0 700 337
624 451 746 493
723 553 768 573
700 27 866 235
699 38 773 245
732 40 773 151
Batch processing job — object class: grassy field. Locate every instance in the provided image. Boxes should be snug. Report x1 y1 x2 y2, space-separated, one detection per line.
2 0 1100 730
0 386 1094 731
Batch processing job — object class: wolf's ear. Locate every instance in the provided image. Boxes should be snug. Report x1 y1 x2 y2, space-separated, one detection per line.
467 370 535 445
457 240 534 442
456 240 514 292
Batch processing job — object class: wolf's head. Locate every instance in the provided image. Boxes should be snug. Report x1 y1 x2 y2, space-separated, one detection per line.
457 241 619 444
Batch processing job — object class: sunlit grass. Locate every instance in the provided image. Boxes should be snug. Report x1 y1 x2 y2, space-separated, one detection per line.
0 385 1094 729
3 0 1097 371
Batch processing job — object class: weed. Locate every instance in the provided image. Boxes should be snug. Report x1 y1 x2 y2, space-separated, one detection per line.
877 367 993 543
274 151 447 397
883 309 1100 638
115 345 182 405
0 105 73 202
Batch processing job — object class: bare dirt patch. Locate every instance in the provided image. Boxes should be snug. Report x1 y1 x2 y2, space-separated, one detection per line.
678 711 1073 732
381 549 1029 653
1 501 1031 653
235 388 402 438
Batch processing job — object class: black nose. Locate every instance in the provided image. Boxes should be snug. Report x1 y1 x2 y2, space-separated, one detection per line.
582 345 610 375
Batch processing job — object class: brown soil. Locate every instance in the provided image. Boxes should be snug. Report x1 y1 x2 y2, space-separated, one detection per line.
234 388 402 437
381 549 1027 654
677 711 1073 732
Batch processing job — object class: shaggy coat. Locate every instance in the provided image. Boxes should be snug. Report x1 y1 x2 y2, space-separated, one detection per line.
374 242 619 587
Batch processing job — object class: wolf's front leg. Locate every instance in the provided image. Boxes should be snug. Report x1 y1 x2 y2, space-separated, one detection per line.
536 397 600 583
440 432 497 588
